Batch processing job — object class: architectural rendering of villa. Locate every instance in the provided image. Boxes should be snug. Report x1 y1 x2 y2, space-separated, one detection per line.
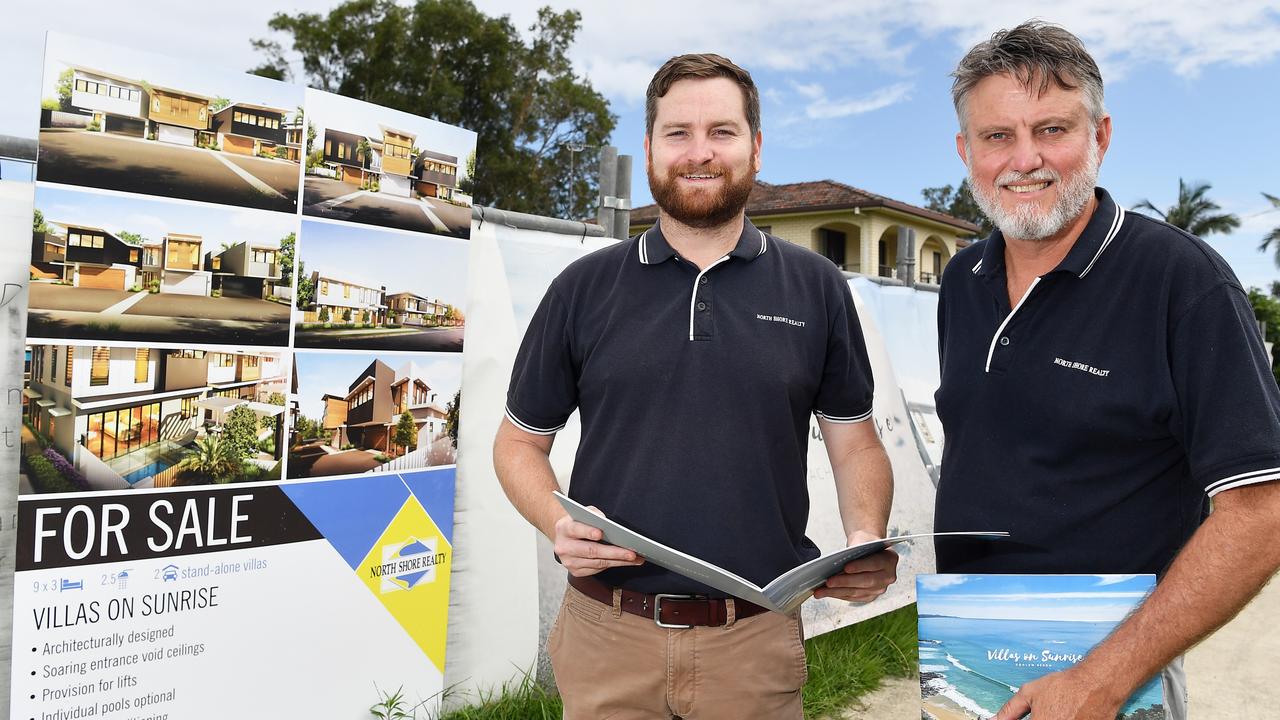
23 344 287 492
210 102 290 157
320 125 460 200
308 272 387 325
386 291 451 326
68 66 148 137
31 223 282 298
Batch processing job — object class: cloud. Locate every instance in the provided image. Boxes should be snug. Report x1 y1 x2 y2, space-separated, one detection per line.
800 82 914 120
918 574 969 592
1092 574 1141 586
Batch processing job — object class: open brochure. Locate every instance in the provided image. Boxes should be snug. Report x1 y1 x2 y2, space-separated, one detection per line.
555 491 1008 614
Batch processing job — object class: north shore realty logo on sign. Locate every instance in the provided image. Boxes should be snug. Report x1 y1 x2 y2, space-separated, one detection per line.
375 536 445 593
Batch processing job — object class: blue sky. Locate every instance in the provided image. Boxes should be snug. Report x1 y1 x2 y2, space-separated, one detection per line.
35 185 295 255
3 2 1278 288
293 351 462 423
299 219 469 307
917 574 1156 622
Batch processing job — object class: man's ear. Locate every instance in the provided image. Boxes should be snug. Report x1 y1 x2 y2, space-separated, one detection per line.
955 132 969 166
1094 115 1113 163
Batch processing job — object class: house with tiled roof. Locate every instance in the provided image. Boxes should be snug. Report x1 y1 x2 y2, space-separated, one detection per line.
629 180 980 284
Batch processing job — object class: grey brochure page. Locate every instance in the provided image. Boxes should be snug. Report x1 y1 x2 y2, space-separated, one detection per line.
555 492 1008 614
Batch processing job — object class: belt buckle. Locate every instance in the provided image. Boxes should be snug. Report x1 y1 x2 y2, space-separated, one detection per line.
653 593 698 629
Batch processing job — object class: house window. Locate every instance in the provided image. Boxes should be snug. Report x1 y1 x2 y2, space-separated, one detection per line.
243 355 260 368
820 229 846 269
211 257 221 271
129 249 139 262
338 142 346 160
320 279 329 295
75 79 88 93
181 396 197 418
51 346 58 384
135 348 149 383
252 249 275 264
90 346 110 386
64 346 73 387
343 284 350 298
325 140 333 156
933 252 942 277
214 353 235 367
170 349 206 359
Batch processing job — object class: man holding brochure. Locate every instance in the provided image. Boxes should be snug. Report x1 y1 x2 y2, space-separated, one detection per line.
494 53 898 719
932 21 1280 720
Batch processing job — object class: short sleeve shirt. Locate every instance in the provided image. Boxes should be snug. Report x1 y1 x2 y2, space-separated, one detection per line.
506 218 875 594
933 188 1280 575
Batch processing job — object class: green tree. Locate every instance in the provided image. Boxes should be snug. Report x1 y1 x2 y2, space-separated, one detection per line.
267 392 287 406
921 179 993 238
55 68 74 111
459 149 477 194
222 405 261 460
252 0 615 219
1258 193 1280 269
175 434 241 484
444 389 460 449
117 231 145 246
393 410 417 452
1248 287 1280 386
1133 179 1241 237
210 96 232 112
33 209 47 234
278 231 296 286
356 136 373 188
296 260 315 310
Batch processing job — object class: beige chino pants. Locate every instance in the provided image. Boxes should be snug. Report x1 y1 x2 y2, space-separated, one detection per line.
548 585 807 720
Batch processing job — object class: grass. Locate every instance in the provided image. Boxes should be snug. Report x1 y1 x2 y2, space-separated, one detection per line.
434 605 919 720
802 604 918 719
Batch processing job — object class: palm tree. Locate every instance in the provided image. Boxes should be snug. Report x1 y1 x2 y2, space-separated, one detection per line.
174 434 241 484
356 137 372 190
1260 193 1280 269
1133 179 1240 237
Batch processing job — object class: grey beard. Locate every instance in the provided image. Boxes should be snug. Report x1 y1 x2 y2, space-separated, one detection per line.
968 140 1099 242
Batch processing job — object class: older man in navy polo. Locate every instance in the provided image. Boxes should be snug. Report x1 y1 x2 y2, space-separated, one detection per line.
494 54 899 719
934 21 1280 720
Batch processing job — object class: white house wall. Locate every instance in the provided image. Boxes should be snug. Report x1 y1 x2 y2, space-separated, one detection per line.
71 71 146 119
70 345 159 400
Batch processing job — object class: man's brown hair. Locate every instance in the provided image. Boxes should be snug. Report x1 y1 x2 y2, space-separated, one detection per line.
645 53 760 138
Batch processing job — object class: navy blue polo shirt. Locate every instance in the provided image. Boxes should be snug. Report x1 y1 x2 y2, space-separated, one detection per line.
934 187 1280 575
506 218 875 595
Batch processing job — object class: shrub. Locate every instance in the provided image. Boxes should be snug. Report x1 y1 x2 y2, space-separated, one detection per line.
43 448 89 491
211 289 222 298
318 306 330 322
374 453 390 463
25 453 76 494
87 119 101 132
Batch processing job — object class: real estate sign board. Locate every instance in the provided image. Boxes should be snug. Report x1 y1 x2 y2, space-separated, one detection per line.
11 32 477 719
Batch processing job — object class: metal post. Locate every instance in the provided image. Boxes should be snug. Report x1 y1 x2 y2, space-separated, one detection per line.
597 146 618 236
897 226 917 284
613 154 632 240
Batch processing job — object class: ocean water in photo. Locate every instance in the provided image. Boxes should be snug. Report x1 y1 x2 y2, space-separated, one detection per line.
918 616 1162 717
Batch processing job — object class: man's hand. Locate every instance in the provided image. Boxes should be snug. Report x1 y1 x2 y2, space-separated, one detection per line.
813 530 898 602
553 507 645 577
994 666 1124 720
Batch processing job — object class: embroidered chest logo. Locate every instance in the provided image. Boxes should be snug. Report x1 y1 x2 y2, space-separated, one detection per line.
756 313 806 328
1053 357 1111 378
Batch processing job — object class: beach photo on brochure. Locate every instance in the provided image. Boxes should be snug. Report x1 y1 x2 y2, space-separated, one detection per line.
916 574 1165 720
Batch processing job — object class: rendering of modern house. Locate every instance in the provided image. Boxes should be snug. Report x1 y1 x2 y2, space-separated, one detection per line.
320 392 347 447
631 180 980 285
385 292 450 326
334 359 447 455
147 85 213 146
31 222 142 290
309 272 386 325
210 102 289 157
322 128 376 185
207 240 281 299
68 66 148 137
413 149 459 201
24 344 286 490
160 232 213 295
377 125 416 197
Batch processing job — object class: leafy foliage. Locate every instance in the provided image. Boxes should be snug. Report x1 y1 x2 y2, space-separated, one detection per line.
1259 192 1280 269
394 410 418 452
1248 287 1280 385
445 389 461 449
921 179 993 238
1133 179 1240 237
117 230 146 246
222 405 262 461
251 0 615 219
55 68 74 111
279 232 296 286
33 208 47 233
175 435 242 484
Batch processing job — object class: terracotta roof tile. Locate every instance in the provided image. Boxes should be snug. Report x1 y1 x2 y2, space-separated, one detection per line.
629 179 980 234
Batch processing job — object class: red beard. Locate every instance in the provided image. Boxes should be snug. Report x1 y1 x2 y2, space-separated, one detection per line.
648 160 755 229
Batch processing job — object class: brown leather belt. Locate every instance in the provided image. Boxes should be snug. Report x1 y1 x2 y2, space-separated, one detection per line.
567 574 769 628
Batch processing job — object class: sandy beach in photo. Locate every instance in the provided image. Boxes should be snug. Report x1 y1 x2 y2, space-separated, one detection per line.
923 694 984 720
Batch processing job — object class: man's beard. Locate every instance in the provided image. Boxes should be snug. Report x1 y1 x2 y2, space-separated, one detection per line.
968 138 1099 242
648 159 755 229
